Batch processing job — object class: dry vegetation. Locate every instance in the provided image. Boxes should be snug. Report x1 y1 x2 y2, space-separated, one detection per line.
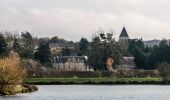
0 52 26 95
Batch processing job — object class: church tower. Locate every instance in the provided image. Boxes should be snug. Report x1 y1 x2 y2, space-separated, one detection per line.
118 27 129 55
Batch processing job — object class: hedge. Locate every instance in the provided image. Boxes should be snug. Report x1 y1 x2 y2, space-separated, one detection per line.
27 69 159 78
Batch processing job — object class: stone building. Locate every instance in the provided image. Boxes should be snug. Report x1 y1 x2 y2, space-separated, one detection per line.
116 57 135 69
118 27 136 69
50 42 74 55
118 27 129 55
52 56 93 71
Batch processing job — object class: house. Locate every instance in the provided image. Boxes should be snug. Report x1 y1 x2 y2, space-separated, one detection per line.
52 56 93 71
116 57 136 69
50 42 74 55
49 38 93 71
143 39 170 47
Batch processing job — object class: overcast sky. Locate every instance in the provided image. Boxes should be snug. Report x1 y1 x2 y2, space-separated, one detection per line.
0 0 170 41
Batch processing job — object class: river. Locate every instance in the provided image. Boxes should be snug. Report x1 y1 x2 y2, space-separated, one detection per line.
1 85 170 100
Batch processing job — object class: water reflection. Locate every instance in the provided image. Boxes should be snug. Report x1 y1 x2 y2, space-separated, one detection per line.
1 85 170 100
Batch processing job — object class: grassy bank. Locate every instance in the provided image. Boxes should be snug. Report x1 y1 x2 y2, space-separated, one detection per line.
26 77 163 85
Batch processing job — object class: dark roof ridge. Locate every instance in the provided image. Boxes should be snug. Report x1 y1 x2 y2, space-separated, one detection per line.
119 27 129 37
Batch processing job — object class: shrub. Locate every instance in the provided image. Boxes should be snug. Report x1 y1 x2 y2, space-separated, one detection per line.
22 84 38 93
27 68 159 78
0 52 26 95
102 69 159 78
158 62 170 82
28 69 101 78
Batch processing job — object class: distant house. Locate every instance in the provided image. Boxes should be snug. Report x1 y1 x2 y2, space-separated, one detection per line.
143 39 170 47
143 39 160 47
50 42 74 49
49 39 93 71
116 57 136 69
50 42 74 55
52 56 93 71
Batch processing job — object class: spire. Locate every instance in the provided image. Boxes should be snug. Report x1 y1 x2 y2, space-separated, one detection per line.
119 27 129 37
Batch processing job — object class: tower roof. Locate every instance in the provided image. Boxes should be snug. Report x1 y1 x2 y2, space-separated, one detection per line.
119 27 129 37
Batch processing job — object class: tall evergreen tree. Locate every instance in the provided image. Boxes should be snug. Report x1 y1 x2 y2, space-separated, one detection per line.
21 31 32 40
132 39 170 69
128 39 144 55
133 47 146 69
20 31 36 59
78 38 89 56
0 34 8 57
61 47 71 56
34 41 52 66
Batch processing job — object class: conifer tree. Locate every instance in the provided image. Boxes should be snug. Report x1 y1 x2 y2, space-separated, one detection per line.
34 41 52 66
0 34 8 57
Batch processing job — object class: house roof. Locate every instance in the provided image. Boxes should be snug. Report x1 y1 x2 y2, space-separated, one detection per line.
50 43 74 49
120 57 135 66
119 27 129 37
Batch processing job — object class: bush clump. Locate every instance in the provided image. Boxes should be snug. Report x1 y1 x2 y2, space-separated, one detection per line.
27 68 159 78
101 69 159 78
22 84 38 93
0 52 26 95
158 62 170 82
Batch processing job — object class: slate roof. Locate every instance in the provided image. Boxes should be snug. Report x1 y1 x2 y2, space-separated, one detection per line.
119 27 129 37
121 57 135 66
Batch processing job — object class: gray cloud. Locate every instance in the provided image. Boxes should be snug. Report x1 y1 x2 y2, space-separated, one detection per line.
0 0 170 41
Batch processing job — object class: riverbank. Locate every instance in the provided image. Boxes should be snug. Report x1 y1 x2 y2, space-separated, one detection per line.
0 84 38 95
26 77 164 85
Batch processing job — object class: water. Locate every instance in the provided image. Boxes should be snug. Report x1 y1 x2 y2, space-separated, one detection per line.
1 85 170 100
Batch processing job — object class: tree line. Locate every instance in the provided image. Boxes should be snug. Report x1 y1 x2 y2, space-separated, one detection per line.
128 39 170 69
0 31 121 70
1 31 170 71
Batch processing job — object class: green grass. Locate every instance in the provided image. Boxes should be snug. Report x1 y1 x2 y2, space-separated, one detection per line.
26 77 162 85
